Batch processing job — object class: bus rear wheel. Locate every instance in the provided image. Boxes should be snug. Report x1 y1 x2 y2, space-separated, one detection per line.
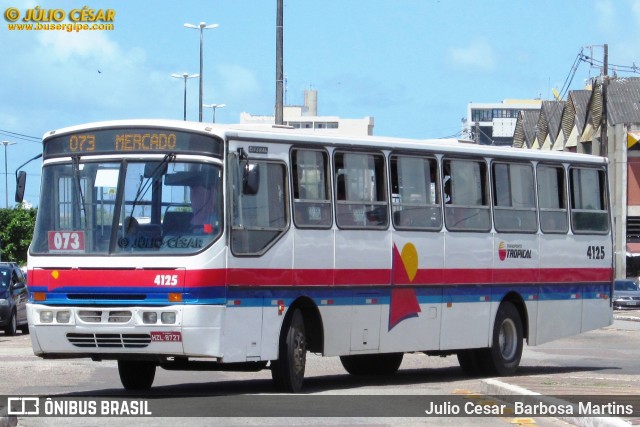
340 353 404 376
483 302 523 375
118 360 156 390
271 309 306 392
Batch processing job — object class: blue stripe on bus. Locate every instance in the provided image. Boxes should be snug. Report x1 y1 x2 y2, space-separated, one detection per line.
31 283 611 307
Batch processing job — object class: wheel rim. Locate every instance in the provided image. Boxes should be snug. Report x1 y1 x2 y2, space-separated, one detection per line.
498 318 517 361
293 330 306 375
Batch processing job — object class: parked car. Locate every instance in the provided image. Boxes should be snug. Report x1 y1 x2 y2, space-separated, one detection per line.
613 278 640 310
0 262 29 335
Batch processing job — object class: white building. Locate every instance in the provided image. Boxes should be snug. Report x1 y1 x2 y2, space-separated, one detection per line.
465 99 542 146
240 90 374 137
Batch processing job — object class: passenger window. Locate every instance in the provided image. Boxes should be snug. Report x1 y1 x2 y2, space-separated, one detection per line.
231 160 289 255
390 154 441 230
537 164 568 233
570 167 609 234
334 151 388 229
492 162 537 233
291 149 332 228
443 158 490 232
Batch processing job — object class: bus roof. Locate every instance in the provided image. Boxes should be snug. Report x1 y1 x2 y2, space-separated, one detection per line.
43 118 607 165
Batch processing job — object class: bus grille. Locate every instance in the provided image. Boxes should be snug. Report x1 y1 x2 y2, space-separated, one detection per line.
78 310 133 323
66 333 151 348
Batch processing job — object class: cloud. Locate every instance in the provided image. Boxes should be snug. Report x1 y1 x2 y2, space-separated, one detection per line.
447 39 497 72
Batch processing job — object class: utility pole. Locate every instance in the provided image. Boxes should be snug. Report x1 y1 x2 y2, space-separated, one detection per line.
275 0 284 125
601 43 608 157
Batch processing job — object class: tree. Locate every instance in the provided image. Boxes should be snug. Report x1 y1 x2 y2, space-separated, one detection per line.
0 207 37 265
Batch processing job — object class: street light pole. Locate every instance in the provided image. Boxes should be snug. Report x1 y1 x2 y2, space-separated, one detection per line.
184 21 218 122
171 73 199 120
1 141 15 208
202 103 226 123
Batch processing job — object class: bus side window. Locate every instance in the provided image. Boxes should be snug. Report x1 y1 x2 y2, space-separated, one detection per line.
390 154 441 230
231 161 289 255
538 164 568 233
291 149 332 228
492 161 537 233
443 158 491 232
334 151 388 229
569 167 609 234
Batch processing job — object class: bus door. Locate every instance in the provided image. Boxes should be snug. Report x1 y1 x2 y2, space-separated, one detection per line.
334 151 389 352
226 143 293 362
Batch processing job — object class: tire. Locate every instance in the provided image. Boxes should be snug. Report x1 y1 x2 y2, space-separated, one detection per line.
271 309 306 392
118 360 156 390
19 323 29 335
482 302 523 376
456 349 486 376
340 353 404 376
4 310 17 336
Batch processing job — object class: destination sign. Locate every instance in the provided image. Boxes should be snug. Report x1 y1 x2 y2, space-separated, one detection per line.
44 127 223 158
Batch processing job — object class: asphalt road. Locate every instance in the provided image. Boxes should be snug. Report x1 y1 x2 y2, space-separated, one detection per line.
1 312 639 426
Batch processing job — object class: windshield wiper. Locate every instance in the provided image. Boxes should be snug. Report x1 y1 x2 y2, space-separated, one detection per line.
125 153 175 233
71 155 87 228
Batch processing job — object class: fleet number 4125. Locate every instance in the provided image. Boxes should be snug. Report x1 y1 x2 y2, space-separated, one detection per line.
587 245 605 260
154 274 178 286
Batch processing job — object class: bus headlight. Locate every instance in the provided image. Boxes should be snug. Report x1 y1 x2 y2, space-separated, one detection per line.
161 312 176 324
0 299 8 306
142 312 157 324
40 311 54 323
56 311 71 323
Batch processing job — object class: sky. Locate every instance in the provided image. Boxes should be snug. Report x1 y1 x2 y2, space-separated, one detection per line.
2 0 640 205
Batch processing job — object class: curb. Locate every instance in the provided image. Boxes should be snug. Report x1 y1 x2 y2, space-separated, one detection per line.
480 378 630 427
614 314 640 322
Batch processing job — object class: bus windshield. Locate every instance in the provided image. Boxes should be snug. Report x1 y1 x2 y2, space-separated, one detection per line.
31 158 222 256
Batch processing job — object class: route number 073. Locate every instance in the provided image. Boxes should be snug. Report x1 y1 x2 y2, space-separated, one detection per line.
587 245 605 260
154 274 178 286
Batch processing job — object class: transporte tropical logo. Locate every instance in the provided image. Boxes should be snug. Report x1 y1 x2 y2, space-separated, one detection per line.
498 241 532 261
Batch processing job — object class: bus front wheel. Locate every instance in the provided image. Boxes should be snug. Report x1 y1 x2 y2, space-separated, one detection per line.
271 308 306 392
118 360 156 390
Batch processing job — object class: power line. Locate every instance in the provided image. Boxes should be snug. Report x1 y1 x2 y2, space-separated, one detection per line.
0 129 41 143
580 53 640 75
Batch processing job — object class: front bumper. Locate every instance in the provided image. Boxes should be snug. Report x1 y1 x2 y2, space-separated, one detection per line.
27 303 225 358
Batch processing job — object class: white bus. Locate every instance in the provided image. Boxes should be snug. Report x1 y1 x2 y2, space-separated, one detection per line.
20 119 613 392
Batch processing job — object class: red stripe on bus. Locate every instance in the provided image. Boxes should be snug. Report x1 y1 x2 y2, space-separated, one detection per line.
30 267 613 291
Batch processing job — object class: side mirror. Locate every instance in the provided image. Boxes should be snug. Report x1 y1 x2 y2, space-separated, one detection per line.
242 163 260 195
15 171 26 203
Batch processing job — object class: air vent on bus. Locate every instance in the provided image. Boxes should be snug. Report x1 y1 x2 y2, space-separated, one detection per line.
66 333 151 348
67 294 147 301
77 310 133 323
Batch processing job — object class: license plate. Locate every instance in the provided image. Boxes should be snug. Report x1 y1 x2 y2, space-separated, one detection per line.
150 331 182 342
